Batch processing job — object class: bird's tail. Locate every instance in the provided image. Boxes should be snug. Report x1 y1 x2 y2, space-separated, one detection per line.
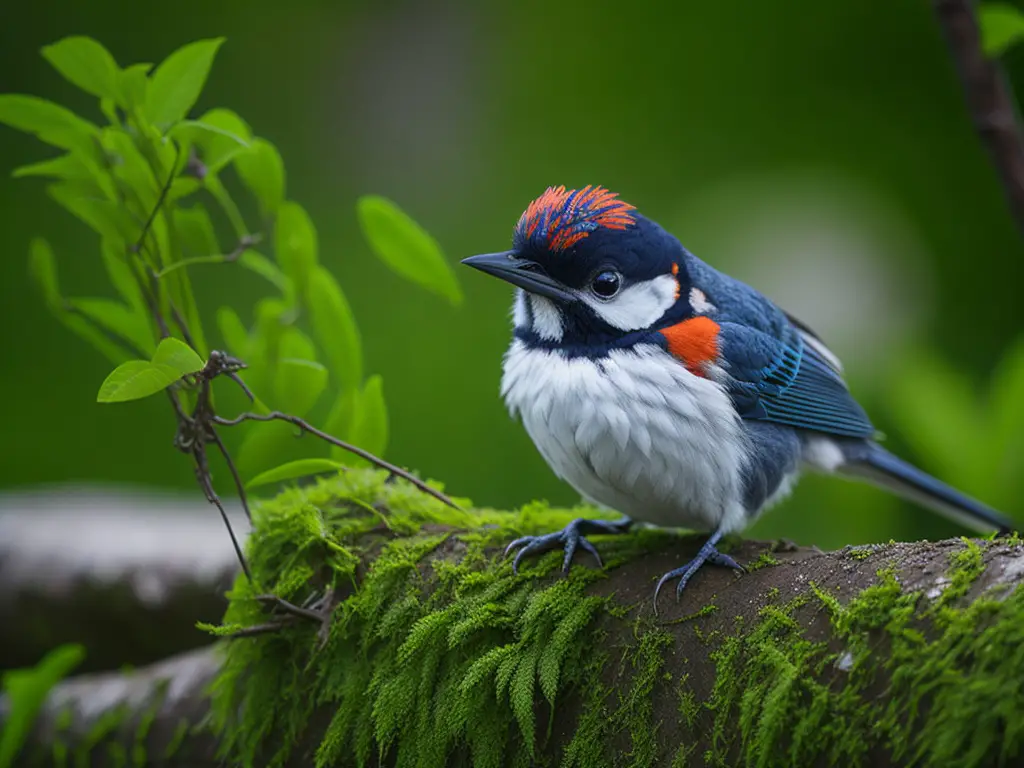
841 443 1015 535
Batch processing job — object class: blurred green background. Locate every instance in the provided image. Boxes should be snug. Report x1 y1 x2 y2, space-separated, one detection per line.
1 0 1022 550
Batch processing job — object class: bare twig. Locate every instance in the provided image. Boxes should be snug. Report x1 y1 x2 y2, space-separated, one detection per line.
131 144 181 257
193 454 253 584
213 410 462 510
225 620 296 638
255 595 327 623
208 427 253 523
934 0 1024 234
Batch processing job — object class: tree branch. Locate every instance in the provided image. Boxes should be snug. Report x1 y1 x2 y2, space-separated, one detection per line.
5 525 1024 766
934 0 1024 234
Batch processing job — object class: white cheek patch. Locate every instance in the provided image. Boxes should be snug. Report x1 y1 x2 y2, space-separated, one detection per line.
512 289 529 328
689 287 716 314
580 273 678 332
529 294 564 341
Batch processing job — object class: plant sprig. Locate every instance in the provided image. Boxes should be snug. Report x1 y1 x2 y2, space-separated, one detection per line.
0 35 465 614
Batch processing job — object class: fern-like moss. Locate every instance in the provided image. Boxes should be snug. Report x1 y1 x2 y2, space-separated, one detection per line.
207 469 1024 767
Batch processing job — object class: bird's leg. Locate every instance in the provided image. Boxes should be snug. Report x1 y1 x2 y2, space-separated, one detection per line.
504 516 633 575
652 528 745 615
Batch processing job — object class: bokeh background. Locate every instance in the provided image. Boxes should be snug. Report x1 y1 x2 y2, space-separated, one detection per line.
1 0 1023 552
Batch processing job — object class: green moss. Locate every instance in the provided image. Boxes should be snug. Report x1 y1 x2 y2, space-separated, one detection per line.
745 552 779 572
130 679 166 768
665 603 717 626
706 539 1024 767
73 702 131 768
162 720 190 761
207 470 1024 768
208 469 655 768
616 629 674 767
845 545 876 561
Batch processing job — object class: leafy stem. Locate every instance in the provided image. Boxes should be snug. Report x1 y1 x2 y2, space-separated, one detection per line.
212 408 460 510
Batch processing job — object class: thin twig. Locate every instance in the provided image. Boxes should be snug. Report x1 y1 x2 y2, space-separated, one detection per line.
168 300 198 352
255 595 328 623
208 426 253 524
152 234 263 279
226 620 297 639
131 144 181 256
212 410 462 510
934 0 1024 234
193 446 253 584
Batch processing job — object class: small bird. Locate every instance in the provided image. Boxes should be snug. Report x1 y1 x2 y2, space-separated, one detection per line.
462 185 1015 609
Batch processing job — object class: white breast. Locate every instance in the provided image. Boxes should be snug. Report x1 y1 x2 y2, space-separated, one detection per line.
501 339 751 532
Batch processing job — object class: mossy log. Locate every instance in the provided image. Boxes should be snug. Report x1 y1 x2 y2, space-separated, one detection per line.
4 469 1024 767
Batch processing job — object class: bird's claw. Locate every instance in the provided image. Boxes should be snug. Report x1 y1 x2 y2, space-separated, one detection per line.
652 533 745 616
503 517 631 575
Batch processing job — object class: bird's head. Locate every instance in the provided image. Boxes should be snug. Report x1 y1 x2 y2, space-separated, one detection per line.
462 185 702 347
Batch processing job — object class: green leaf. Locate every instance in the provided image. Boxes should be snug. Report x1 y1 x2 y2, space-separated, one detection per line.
173 204 220 258
0 644 85 768
47 182 139 243
100 97 119 126
307 265 362 392
274 358 328 418
237 420 310 480
245 297 288 398
239 249 290 293
356 195 463 306
96 360 182 403
0 95 99 151
41 36 119 101
29 238 133 364
118 63 152 114
325 387 359 452
151 336 205 377
348 375 388 459
279 326 317 362
274 201 318 299
168 177 202 204
28 237 61 310
102 128 161 213
175 108 251 174
216 306 250 359
12 153 92 181
245 458 346 489
68 298 154 356
101 238 145 315
980 3 1024 57
145 38 225 128
235 138 285 215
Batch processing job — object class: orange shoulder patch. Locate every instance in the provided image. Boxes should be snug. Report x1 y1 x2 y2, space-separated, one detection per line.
658 317 721 376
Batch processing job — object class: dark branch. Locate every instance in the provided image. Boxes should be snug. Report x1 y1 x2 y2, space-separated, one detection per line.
6 533 1024 766
213 409 462 510
934 0 1024 234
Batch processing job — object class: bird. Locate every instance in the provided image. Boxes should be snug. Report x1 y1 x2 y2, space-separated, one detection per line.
461 184 1016 611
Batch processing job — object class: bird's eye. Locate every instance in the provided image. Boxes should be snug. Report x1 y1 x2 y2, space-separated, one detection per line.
591 270 621 298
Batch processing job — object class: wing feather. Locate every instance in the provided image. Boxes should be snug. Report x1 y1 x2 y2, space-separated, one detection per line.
716 321 875 438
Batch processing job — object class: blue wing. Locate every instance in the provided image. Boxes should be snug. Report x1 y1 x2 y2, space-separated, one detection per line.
716 320 876 439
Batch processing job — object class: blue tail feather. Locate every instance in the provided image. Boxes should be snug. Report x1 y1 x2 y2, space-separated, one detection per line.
845 444 1015 535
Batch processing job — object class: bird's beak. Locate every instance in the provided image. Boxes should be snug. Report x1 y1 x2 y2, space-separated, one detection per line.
460 251 576 303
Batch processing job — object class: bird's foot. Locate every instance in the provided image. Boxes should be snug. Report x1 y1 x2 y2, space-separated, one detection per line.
653 532 745 616
504 516 633 575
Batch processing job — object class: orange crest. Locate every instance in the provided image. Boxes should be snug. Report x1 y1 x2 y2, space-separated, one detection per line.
514 185 636 252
